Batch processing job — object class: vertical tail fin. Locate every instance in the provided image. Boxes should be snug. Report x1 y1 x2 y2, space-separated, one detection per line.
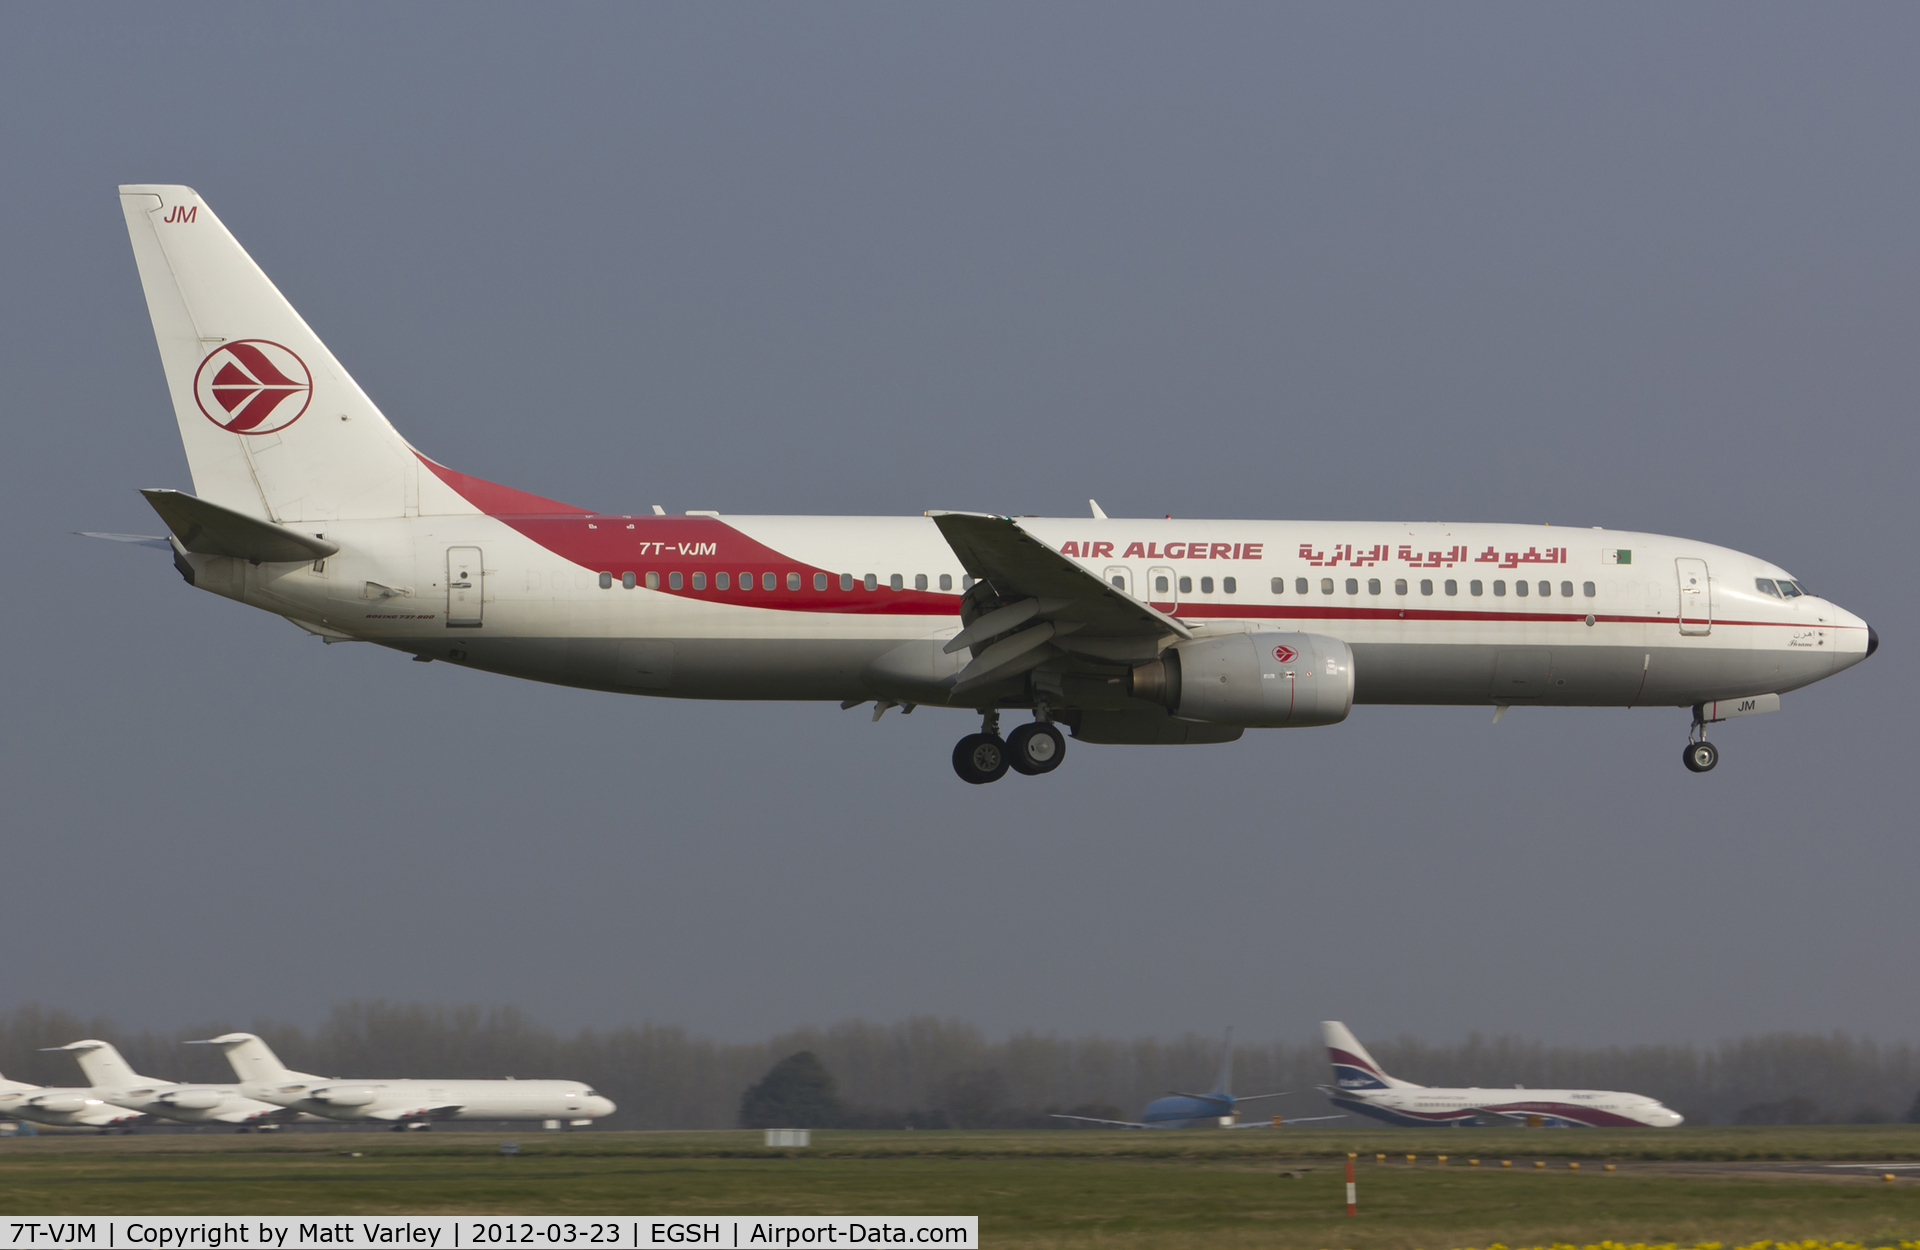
1211 1026 1235 1097
50 1040 145 1089
187 1032 315 1085
117 185 426 525
1322 1021 1418 1090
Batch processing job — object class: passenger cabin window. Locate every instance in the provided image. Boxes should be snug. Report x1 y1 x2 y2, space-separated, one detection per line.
1179 576 1193 594
1395 578 1409 595
716 572 730 590
646 572 660 590
764 572 777 590
1559 581 1572 597
890 574 903 591
1583 581 1596 597
1223 576 1236 594
1539 580 1551 597
1345 578 1359 595
940 574 953 591
1155 575 1170 593
1200 576 1214 594
692 572 706 589
1492 580 1505 596
598 572 613 589
1368 578 1381 595
1469 579 1481 596
619 572 635 590
669 572 683 590
788 572 801 590
1298 578 1310 594
814 573 828 591
1112 575 1125 589
1514 580 1527 597
1271 577 1285 594
1445 579 1457 595
962 575 975 590
914 573 927 591
840 573 853 591
1420 579 1433 595
864 574 877 590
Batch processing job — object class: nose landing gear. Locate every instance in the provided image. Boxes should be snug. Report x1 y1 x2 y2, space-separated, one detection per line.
1682 714 1719 773
952 708 1067 783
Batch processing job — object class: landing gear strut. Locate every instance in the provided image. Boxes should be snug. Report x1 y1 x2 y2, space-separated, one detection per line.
1682 714 1719 773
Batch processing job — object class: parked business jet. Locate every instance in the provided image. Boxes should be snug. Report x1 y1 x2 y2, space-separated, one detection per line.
102 185 1877 783
47 1040 292 1130
0 1070 147 1132
190 1032 615 1128
1319 1021 1682 1128
1053 1027 1342 1128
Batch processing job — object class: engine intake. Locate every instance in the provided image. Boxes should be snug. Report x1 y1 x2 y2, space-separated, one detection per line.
1129 632 1354 727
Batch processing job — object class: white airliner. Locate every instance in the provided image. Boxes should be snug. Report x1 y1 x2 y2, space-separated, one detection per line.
0 1071 147 1132
48 1039 292 1130
101 185 1876 782
191 1032 616 1128
1319 1021 1683 1129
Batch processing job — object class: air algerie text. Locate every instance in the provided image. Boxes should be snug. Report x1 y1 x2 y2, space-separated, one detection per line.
1058 542 1265 560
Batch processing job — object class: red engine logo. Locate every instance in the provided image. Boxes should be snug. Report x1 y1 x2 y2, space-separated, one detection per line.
193 340 313 435
1272 644 1297 663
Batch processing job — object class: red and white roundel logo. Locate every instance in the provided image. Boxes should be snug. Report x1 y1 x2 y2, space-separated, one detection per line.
193 340 313 435
1272 644 1297 663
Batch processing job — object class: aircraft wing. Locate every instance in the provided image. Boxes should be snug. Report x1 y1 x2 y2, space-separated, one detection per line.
1048 1113 1150 1130
929 512 1189 693
1225 1114 1348 1128
1467 1107 1536 1127
366 1104 463 1123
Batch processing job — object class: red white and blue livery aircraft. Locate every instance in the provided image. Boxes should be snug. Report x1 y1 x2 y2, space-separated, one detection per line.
1320 1021 1683 1129
98 186 1877 782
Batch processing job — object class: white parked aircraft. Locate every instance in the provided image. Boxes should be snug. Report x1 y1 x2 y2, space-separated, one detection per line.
191 1032 616 1128
47 1039 292 1130
1319 1020 1683 1128
0 1070 146 1132
102 185 1876 783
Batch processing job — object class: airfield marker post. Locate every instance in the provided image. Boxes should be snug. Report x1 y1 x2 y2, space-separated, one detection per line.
1346 1156 1357 1217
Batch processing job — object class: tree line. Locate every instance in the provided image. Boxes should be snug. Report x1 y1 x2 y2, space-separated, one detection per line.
3 1002 1917 1128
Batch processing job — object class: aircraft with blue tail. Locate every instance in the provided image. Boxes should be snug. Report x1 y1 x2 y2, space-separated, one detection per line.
1052 1028 1344 1129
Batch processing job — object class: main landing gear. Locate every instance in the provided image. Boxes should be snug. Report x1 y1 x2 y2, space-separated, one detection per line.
1682 714 1719 773
953 709 1067 784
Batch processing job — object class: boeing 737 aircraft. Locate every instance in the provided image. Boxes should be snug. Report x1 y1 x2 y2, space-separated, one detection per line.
0 1071 147 1132
102 185 1876 782
192 1033 615 1128
49 1039 293 1130
1053 1028 1342 1128
1319 1021 1682 1128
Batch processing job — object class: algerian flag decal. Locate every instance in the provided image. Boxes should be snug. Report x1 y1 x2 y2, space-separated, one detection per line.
1602 549 1632 564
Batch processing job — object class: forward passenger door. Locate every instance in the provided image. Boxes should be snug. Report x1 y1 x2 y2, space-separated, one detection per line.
1676 558 1711 635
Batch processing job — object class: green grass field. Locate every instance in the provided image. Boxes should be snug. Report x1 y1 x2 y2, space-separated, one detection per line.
6 1128 1920 1248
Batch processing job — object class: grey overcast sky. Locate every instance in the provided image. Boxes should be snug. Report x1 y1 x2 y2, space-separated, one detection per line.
2 3 1915 1050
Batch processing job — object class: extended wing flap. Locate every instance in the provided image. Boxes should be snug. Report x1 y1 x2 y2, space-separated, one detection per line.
929 512 1188 641
140 489 339 563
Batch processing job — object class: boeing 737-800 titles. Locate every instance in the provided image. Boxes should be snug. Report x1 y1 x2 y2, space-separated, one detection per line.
1320 1021 1682 1128
100 186 1876 782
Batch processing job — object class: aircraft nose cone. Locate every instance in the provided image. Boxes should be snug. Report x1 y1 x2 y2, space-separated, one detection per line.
1867 626 1879 658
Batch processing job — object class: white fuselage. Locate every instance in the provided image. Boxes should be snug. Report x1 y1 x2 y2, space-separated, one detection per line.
0 1085 147 1130
243 1077 615 1125
186 497 1869 714
1329 1083 1683 1129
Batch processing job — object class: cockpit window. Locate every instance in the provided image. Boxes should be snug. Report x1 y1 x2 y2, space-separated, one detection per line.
1778 580 1803 598
1756 578 1781 597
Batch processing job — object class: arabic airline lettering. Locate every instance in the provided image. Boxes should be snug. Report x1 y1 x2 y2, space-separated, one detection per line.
107 185 1878 782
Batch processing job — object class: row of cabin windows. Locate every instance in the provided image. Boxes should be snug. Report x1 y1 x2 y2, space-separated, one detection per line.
1271 576 1599 598
597 570 973 592
1144 574 1238 595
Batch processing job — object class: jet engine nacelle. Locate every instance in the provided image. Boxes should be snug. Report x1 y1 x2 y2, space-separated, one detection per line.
30 1095 88 1113
160 1089 225 1110
310 1085 379 1106
1130 632 1355 727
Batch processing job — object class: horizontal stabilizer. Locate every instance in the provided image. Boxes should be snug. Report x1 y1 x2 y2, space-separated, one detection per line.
1225 1113 1348 1128
1048 1113 1148 1129
140 489 339 563
76 532 173 550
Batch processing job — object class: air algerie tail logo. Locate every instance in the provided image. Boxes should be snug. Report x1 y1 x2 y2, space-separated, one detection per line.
193 340 313 434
